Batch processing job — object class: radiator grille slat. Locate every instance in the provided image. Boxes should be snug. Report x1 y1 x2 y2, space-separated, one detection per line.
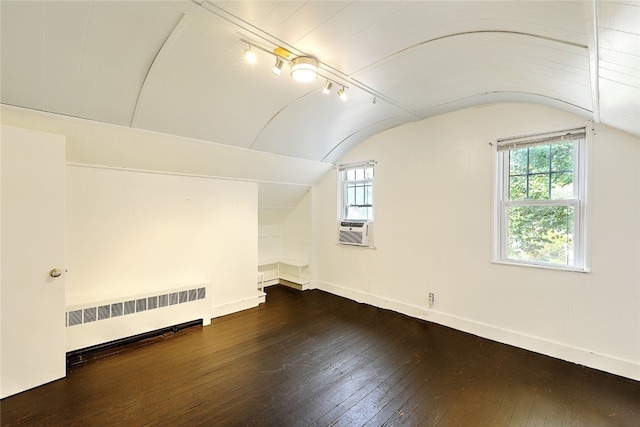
158 294 168 307
169 293 179 305
68 310 83 326
98 305 110 320
83 308 97 323
124 300 136 315
148 296 158 310
111 303 123 317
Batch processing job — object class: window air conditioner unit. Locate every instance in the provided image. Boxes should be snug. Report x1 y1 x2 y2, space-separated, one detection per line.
338 221 371 247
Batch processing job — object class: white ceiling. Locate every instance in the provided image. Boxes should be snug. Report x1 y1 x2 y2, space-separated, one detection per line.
1 0 639 164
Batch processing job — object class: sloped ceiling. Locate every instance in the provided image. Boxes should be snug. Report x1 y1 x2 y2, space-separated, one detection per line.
1 0 639 164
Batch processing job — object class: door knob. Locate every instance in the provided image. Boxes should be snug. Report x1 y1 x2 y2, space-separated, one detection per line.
49 268 62 278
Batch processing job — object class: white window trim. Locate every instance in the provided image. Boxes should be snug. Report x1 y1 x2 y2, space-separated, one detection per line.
493 128 589 272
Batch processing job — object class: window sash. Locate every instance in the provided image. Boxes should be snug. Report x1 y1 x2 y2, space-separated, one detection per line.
343 181 373 219
501 139 581 201
500 199 580 267
507 141 577 201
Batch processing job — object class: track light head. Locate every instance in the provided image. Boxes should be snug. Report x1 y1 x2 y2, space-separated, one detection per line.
322 81 333 95
290 56 318 83
337 87 348 102
244 45 257 64
272 58 284 76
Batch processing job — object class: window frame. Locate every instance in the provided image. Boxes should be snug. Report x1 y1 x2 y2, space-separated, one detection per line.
338 160 375 222
494 128 588 272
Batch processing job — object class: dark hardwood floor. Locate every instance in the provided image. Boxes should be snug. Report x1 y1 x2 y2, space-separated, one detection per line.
2 285 639 426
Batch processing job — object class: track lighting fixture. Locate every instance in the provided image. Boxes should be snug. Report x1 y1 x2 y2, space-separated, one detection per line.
244 45 257 64
272 58 284 76
337 86 348 102
322 80 333 95
240 40 348 101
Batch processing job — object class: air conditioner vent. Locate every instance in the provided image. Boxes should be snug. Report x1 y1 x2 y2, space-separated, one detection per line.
338 221 372 247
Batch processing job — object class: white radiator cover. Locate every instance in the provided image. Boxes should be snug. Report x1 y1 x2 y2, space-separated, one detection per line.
65 282 212 351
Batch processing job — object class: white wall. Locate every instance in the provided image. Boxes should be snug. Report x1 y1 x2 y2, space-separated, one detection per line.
282 191 311 263
258 182 311 226
0 105 332 190
314 103 640 380
258 225 282 264
66 165 257 310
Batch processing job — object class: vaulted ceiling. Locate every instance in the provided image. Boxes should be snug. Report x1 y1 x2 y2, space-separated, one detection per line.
1 1 639 164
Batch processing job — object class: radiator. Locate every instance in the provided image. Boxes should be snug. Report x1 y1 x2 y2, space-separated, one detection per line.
65 282 212 352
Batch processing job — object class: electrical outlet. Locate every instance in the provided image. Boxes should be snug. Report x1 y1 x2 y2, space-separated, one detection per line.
428 293 435 305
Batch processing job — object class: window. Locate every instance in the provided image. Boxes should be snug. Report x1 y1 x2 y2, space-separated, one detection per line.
495 128 586 270
338 161 375 221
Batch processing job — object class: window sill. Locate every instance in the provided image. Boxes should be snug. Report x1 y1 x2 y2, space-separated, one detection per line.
491 260 589 273
336 243 377 250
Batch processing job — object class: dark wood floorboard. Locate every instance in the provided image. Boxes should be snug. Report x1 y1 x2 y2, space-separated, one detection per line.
1 285 639 426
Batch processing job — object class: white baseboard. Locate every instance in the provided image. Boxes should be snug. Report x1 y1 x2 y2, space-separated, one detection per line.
210 294 261 319
313 280 640 381
262 278 279 288
263 280 315 291
257 290 266 304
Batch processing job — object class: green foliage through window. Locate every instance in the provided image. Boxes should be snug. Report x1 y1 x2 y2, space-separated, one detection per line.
508 142 574 201
507 205 574 265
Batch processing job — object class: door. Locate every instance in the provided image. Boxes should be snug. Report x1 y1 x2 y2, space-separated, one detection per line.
1 125 66 398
